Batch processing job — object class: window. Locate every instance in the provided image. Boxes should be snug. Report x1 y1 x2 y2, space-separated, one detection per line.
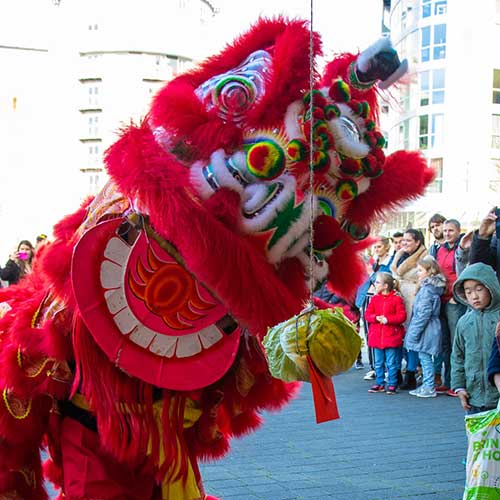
422 0 431 17
421 27 430 62
399 119 410 150
435 1 447 15
87 114 99 137
430 113 444 147
492 115 500 148
432 69 445 103
88 145 100 166
493 70 500 104
420 71 430 106
419 115 428 149
422 0 447 18
427 158 443 193
419 113 444 149
421 69 446 106
421 24 446 62
433 24 446 59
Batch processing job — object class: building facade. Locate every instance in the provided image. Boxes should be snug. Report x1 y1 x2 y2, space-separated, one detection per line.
74 0 217 195
0 0 217 259
382 0 499 233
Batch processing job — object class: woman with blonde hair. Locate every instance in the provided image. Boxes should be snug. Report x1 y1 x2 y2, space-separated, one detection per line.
390 229 428 389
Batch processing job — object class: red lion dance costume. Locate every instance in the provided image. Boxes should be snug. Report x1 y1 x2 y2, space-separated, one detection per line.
0 18 433 500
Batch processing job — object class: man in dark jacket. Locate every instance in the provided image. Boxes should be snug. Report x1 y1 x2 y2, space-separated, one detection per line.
428 213 446 259
470 207 500 283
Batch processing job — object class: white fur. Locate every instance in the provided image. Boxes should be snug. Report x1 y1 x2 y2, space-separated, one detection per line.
240 174 297 233
357 177 371 195
284 100 304 139
190 162 214 200
357 38 392 73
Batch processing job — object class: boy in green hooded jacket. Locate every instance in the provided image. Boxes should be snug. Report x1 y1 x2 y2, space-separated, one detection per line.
451 263 500 413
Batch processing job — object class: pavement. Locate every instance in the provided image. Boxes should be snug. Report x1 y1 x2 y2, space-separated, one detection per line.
199 367 467 500
46 366 468 500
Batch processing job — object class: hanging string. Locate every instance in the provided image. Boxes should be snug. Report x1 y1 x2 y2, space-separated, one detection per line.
307 0 315 307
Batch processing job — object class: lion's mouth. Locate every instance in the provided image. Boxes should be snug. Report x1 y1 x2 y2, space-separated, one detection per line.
242 182 284 219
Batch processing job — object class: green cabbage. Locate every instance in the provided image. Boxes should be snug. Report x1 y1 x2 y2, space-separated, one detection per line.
263 307 361 382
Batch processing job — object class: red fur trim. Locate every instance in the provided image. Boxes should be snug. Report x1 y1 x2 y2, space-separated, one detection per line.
0 467 47 500
38 237 77 306
320 52 379 122
150 18 321 159
105 123 306 336
72 315 159 469
52 199 91 241
203 188 242 228
0 395 51 443
326 239 374 301
345 151 434 225
229 409 263 438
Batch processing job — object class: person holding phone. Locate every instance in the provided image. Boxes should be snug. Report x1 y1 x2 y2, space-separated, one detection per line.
469 207 500 283
0 240 34 286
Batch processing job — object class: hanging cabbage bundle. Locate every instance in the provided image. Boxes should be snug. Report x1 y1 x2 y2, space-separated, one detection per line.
263 306 361 383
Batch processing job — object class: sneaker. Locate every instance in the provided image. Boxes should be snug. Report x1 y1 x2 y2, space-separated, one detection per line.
363 370 376 380
355 360 364 370
435 385 449 393
409 386 422 396
416 386 437 398
368 384 385 393
446 389 458 397
386 385 397 395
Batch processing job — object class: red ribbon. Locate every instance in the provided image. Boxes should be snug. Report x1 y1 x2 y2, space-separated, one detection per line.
306 355 340 423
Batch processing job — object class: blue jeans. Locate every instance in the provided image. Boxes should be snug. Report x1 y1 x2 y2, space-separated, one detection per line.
434 302 467 387
418 352 435 390
467 405 496 415
397 347 419 372
373 347 399 386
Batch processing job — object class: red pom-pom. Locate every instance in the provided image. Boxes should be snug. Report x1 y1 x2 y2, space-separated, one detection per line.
340 158 362 176
313 215 344 251
372 147 386 163
328 79 351 103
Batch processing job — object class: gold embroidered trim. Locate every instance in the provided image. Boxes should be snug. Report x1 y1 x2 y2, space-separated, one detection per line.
2 389 32 420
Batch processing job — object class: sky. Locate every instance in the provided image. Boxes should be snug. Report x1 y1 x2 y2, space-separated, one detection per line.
210 0 381 58
0 0 382 259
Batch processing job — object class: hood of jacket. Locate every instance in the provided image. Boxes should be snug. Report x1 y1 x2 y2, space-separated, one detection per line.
420 273 446 296
453 263 500 311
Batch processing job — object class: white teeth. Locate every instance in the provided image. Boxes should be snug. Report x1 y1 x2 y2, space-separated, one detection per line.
175 333 202 358
149 334 177 357
100 260 125 289
104 237 132 265
129 325 156 348
113 307 138 334
104 288 127 314
100 232 230 358
198 326 223 348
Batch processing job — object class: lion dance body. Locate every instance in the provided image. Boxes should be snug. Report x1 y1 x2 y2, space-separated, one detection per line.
0 18 433 499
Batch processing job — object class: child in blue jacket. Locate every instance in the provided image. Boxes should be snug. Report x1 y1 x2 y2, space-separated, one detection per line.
405 256 446 398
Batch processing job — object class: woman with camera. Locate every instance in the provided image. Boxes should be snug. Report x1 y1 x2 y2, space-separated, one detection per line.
0 240 34 286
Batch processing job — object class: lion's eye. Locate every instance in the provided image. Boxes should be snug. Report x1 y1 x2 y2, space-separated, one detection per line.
338 116 361 143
